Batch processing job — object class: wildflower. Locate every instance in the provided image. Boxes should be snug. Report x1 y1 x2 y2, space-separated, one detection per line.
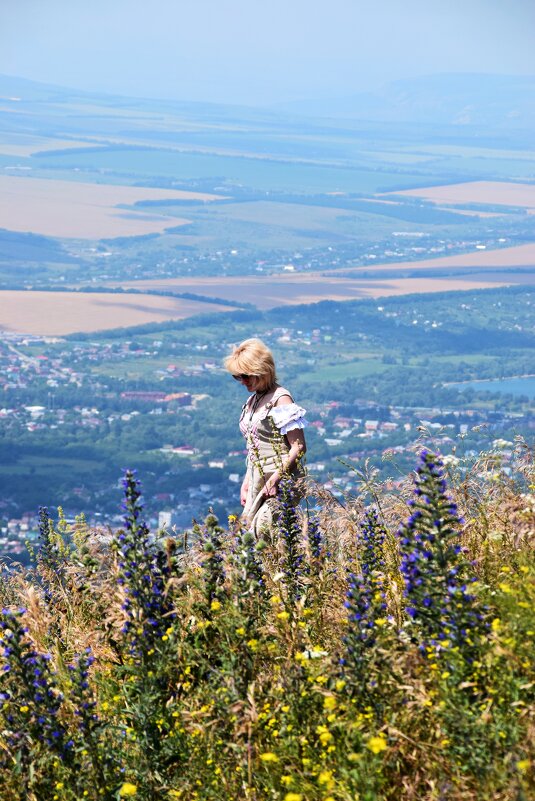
397 450 486 650
366 735 388 754
275 476 305 602
343 508 387 685
306 512 325 575
277 611 290 621
119 783 138 797
318 770 334 789
114 470 176 657
284 794 302 801
260 752 279 763
516 760 530 773
210 600 221 612
323 695 337 711
281 775 293 786
316 724 333 746
233 525 267 623
491 618 501 632
0 609 73 759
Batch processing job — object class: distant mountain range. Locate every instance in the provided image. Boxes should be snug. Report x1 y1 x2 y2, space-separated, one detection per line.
1 71 534 131
273 73 535 128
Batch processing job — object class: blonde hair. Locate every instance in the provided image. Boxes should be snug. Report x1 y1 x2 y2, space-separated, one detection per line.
224 338 277 391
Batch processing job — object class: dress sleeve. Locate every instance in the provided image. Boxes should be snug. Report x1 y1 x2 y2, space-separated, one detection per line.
270 403 309 435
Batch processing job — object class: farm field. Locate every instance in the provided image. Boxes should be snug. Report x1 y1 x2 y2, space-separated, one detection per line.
109 273 512 311
0 291 234 335
390 180 535 210
0 176 223 239
0 135 102 157
330 241 535 275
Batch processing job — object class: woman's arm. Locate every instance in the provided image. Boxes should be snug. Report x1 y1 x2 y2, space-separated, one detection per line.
240 473 250 505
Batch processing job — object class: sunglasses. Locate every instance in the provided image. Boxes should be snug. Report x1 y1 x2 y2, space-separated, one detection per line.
232 373 256 381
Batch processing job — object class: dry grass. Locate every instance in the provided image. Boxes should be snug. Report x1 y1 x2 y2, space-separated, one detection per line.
389 180 535 210
0 291 234 335
0 175 223 239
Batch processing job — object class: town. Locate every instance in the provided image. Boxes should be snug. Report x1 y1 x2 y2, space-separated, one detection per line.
2 286 533 561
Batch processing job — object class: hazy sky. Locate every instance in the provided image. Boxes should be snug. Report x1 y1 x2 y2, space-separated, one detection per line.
1 0 534 105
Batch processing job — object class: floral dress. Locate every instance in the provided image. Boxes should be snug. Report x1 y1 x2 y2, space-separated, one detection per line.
239 385 308 535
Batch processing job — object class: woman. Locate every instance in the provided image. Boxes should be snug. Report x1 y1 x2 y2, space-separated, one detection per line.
225 338 307 535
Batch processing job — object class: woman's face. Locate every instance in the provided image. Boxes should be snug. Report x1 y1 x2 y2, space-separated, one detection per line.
241 374 264 393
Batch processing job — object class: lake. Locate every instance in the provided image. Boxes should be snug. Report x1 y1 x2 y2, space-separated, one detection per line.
450 376 535 398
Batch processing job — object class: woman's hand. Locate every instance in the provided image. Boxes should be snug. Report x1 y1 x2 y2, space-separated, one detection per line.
240 476 250 506
263 471 281 498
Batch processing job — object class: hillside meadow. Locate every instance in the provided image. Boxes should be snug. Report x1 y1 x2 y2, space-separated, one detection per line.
0 445 533 800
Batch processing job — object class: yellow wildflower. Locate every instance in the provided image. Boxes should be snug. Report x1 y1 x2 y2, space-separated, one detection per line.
491 618 501 632
210 600 221 612
260 752 279 763
20 705 29 713
335 679 346 691
284 794 302 801
277 611 290 621
318 770 334 789
316 724 333 746
281 775 293 786
323 695 337 711
119 783 138 797
498 583 512 593
247 638 259 651
366 735 388 754
516 759 530 773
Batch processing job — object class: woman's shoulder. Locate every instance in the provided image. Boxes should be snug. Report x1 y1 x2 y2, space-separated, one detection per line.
271 386 294 406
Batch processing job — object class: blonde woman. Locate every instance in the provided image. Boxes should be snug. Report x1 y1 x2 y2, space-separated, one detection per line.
225 338 307 535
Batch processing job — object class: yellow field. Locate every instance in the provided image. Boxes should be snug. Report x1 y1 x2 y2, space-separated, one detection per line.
0 176 224 239
389 180 535 211
0 292 234 336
